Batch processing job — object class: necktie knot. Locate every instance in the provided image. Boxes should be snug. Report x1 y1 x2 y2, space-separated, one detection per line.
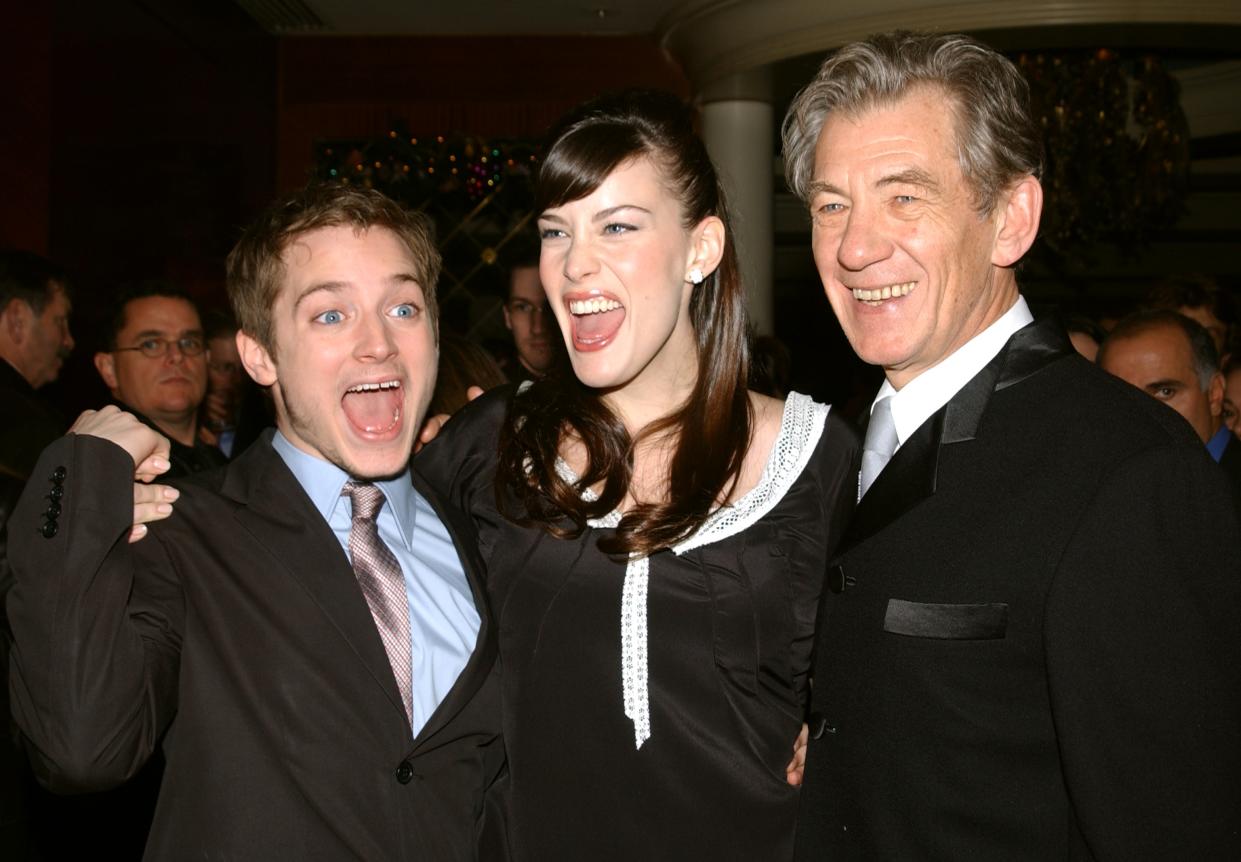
859 397 897 498
344 480 386 522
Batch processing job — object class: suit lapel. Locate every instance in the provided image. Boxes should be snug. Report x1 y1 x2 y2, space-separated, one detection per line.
840 319 1075 552
222 436 410 726
407 469 497 751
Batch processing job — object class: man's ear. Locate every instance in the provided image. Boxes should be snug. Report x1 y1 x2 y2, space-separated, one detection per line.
991 175 1043 268
237 330 277 387
2 298 30 344
1208 371 1226 419
94 351 118 390
687 215 726 282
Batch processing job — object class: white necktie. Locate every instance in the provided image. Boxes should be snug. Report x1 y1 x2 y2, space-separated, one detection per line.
859 397 897 498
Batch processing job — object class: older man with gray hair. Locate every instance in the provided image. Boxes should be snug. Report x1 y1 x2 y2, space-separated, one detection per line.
783 30 1240 860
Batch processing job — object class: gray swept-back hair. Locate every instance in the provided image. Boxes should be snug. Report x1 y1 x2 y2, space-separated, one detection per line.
782 30 1043 215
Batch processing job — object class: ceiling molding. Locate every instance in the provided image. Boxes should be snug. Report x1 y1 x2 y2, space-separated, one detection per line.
659 0 1241 87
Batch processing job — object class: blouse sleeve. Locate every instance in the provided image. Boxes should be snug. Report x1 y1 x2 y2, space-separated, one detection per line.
413 384 514 550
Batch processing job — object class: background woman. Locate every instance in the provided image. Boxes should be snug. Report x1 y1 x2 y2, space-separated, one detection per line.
417 90 857 860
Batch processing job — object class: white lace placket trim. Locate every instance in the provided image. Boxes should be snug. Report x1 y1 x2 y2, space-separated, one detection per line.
555 392 829 749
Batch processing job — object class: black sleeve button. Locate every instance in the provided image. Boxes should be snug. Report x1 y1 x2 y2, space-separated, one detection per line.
52 466 67 483
49 485 64 501
395 761 414 784
44 502 61 519
40 521 58 539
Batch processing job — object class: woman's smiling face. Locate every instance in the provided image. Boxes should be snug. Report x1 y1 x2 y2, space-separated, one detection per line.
537 156 710 397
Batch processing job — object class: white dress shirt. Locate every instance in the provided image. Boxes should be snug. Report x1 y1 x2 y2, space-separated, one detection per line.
870 296 1034 452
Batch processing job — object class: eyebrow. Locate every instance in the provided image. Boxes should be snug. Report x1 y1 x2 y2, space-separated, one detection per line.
292 274 420 311
805 180 843 199
1144 378 1184 391
877 168 940 192
538 204 652 224
131 327 204 339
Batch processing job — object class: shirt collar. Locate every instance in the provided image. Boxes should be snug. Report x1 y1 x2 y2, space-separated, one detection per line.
271 430 416 549
871 296 1034 447
1206 424 1232 463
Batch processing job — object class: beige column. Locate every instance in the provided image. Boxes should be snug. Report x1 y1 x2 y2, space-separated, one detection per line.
700 68 775 336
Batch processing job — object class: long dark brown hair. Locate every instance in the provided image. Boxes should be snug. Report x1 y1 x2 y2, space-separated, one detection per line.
496 90 752 557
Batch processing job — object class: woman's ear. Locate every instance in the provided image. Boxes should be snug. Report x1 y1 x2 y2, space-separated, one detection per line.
237 330 277 387
687 215 726 282
991 175 1042 268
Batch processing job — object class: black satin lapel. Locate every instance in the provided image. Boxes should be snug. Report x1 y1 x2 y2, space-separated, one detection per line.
844 409 943 549
840 317 1075 553
229 443 409 725
995 319 1075 392
407 471 497 749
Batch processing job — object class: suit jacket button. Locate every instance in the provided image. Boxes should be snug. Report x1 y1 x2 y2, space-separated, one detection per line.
52 466 67 483
45 502 62 518
41 520 58 539
49 485 64 501
827 565 846 594
808 712 835 739
395 761 414 784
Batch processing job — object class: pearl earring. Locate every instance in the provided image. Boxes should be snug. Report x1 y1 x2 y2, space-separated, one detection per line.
688 268 704 285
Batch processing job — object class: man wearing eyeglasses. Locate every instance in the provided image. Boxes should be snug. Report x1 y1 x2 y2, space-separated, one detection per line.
93 283 226 477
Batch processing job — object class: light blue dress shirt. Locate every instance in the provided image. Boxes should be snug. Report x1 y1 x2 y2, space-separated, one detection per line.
1206 424 1231 464
272 431 481 738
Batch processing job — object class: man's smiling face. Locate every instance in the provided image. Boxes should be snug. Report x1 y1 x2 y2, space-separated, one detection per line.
809 86 1017 389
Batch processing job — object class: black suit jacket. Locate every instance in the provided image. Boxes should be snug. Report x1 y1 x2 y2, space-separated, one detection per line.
795 320 1241 860
6 432 503 860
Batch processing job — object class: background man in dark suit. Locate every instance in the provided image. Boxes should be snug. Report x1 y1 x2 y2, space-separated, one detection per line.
6 184 502 860
782 31 1240 859
0 250 74 858
1099 310 1241 504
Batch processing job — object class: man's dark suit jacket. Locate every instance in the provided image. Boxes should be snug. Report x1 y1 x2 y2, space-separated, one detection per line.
795 320 1241 860
6 431 503 860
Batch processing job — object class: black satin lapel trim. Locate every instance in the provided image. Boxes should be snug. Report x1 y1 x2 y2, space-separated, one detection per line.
230 444 410 726
844 409 943 548
995 319 1075 392
406 471 497 750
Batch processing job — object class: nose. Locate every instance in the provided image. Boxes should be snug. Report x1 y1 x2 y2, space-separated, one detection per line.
562 236 599 284
529 305 549 334
355 312 398 361
165 341 186 364
63 327 75 353
835 203 894 272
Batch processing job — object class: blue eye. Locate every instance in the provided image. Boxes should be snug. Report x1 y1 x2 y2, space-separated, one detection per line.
391 303 417 319
539 227 566 240
315 310 343 325
603 223 635 235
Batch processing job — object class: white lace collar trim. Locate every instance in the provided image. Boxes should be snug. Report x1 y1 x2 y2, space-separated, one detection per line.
552 392 829 748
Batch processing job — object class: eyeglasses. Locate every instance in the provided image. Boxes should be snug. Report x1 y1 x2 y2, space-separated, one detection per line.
113 336 206 359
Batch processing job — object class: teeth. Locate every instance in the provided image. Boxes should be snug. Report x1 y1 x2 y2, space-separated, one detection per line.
346 380 401 393
851 282 915 302
568 298 623 315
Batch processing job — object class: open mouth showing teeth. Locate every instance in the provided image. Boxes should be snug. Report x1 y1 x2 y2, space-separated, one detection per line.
342 380 403 435
567 297 626 350
569 298 623 314
851 282 915 303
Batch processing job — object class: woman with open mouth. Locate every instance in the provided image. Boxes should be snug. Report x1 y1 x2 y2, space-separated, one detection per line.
418 89 858 860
